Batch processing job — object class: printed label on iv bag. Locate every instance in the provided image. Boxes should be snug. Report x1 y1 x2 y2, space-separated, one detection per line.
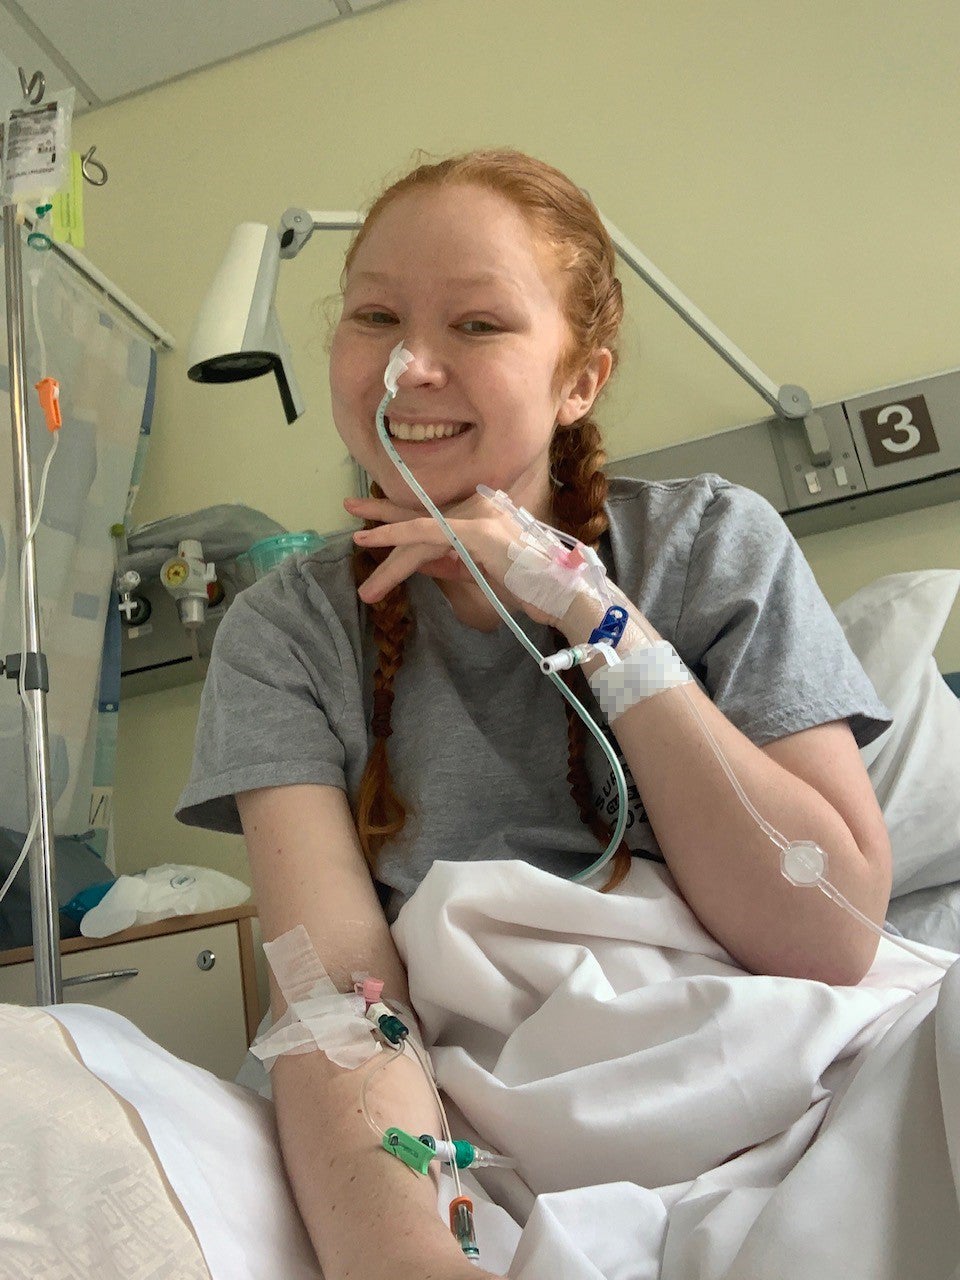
1 90 74 204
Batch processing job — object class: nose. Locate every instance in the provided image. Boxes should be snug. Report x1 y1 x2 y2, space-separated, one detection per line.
392 339 447 388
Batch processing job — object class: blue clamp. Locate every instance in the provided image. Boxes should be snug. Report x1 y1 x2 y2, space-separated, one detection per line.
588 605 629 649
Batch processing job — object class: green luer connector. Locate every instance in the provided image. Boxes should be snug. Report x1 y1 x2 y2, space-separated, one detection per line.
383 1127 435 1175
452 1140 475 1169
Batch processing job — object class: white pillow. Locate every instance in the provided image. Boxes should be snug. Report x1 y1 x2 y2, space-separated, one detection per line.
834 570 960 898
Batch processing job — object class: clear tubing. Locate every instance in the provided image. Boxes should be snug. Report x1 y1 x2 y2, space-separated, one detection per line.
0 261 59 909
359 1040 406 1140
813 871 953 971
358 1027 466 1199
29 264 48 376
637 617 955 974
0 432 60 910
374 387 628 885
469 1150 517 1169
408 1038 463 1202
375 350 953 973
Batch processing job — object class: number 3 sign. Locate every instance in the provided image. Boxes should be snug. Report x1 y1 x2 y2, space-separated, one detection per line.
859 394 940 468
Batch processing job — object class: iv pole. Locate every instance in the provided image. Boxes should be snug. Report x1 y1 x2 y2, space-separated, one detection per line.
2 67 65 1005
3 197 61 1005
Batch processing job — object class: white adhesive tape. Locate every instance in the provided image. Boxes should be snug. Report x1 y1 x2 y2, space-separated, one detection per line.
504 542 597 619
251 925 380 1071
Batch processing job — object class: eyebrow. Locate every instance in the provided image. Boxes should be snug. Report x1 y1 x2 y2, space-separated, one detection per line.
348 269 521 292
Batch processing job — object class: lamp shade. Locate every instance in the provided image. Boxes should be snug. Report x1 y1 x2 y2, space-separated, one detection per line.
187 222 304 423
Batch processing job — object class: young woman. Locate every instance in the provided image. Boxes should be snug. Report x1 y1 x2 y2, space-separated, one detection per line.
177 149 893 1280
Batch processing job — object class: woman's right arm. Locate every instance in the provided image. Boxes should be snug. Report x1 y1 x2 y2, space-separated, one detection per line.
237 784 501 1280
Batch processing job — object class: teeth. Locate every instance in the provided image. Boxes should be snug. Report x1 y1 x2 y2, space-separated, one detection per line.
386 419 469 441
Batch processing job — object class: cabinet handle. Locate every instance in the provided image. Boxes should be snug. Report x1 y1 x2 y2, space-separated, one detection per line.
62 967 139 987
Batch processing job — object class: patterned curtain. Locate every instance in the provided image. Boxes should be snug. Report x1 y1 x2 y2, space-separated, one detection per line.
0 230 156 867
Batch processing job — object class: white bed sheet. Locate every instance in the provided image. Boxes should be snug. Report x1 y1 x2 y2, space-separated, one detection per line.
39 857 960 1280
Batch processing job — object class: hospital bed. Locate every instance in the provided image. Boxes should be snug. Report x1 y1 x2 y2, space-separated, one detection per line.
1 568 959 1280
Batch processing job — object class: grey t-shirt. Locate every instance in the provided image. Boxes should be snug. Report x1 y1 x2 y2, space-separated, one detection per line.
176 474 891 921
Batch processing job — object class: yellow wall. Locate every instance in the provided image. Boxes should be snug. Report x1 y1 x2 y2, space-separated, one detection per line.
65 0 958 880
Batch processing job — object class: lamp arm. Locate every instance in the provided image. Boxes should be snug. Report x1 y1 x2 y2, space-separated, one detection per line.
278 208 363 258
597 213 812 418
274 205 827 459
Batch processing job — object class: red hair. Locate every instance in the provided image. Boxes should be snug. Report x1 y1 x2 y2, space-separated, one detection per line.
346 149 630 893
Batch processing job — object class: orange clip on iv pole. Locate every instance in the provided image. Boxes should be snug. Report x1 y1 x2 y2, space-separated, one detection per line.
35 377 62 432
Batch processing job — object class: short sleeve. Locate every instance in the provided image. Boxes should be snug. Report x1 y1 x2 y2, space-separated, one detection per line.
175 570 360 833
674 479 892 749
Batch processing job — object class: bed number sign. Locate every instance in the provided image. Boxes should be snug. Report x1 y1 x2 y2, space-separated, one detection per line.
858 394 940 468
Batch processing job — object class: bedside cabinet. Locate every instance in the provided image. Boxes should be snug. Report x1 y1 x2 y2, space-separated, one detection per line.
0 904 262 1080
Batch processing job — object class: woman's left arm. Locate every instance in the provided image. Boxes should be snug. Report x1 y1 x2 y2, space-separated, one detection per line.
563 594 893 985
347 492 892 984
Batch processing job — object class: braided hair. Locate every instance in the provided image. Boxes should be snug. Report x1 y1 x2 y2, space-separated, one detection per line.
345 149 631 893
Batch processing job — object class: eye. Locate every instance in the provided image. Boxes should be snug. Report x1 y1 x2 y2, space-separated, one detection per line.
460 319 499 334
355 310 397 325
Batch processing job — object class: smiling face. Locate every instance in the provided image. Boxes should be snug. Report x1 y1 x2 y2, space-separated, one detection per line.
330 183 609 517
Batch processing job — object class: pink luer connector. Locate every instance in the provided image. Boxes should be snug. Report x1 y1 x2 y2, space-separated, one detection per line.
356 977 385 1005
556 545 586 569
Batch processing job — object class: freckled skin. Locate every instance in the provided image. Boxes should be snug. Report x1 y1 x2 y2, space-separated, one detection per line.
330 183 588 525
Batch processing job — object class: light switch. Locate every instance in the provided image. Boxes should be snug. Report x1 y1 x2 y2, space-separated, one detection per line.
833 465 848 487
805 471 822 494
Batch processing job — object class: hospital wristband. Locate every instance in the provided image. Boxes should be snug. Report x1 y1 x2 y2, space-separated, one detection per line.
588 640 693 722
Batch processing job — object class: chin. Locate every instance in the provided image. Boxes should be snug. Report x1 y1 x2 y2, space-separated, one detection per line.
377 470 469 511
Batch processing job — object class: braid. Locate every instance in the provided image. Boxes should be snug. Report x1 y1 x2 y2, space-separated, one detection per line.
352 443 631 893
550 418 633 894
339 152 628 887
352 483 414 872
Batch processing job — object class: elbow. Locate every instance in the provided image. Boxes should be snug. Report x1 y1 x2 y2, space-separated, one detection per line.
777 837 893 987
764 935 879 986
808 935 881 987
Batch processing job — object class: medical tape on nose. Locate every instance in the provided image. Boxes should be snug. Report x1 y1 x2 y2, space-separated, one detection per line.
249 925 380 1071
504 541 601 618
384 342 415 394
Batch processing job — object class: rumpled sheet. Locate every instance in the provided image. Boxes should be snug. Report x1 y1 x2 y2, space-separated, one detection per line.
391 859 960 1280
7 857 959 1280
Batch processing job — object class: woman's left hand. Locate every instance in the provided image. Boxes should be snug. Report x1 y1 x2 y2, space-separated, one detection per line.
344 492 554 622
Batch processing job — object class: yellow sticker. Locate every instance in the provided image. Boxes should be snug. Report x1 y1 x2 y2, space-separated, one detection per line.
51 151 85 248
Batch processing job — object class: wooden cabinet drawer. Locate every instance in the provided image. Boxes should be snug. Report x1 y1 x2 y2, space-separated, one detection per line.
0 910 260 1080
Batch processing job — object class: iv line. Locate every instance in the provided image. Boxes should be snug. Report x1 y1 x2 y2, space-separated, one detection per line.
373 385 628 886
0 261 61 910
374 346 952 974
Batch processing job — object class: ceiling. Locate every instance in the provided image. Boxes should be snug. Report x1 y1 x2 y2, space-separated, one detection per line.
0 0 405 113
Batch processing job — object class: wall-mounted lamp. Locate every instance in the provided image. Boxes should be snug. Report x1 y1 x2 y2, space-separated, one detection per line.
187 203 823 441
188 200 959 533
187 209 361 424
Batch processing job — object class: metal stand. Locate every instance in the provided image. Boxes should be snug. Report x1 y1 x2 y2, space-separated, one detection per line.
3 202 62 1004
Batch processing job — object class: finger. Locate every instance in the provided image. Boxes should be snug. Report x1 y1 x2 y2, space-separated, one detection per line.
353 518 454 550
344 496 431 525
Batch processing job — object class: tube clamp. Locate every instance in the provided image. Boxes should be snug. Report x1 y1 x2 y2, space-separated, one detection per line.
3 651 49 691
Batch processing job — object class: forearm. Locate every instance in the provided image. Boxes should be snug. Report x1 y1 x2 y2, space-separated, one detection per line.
561 594 889 983
238 788 481 1280
273 1039 477 1280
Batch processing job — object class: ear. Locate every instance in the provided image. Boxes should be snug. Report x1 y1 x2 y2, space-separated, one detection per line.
556 348 614 426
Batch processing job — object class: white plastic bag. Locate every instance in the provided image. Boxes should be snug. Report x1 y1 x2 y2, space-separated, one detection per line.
80 863 250 938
